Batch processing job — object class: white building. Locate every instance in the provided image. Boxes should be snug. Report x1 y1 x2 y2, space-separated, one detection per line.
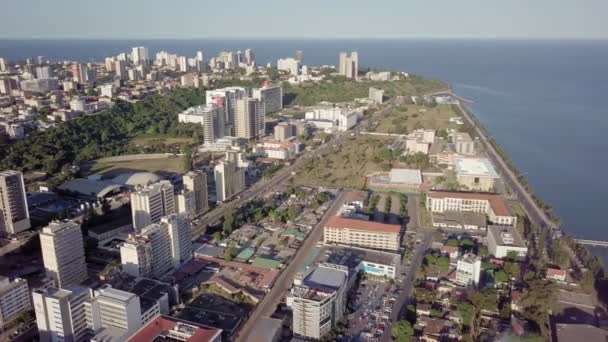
486 225 528 259
255 141 298 160
235 97 264 139
304 107 361 132
0 170 31 235
130 181 175 232
214 156 245 203
426 191 517 227
86 286 142 341
175 190 195 216
178 104 226 144
404 129 436 155
40 221 87 288
99 84 114 99
454 157 500 192
455 253 481 287
277 58 301 76
182 171 208 216
338 52 359 80
33 285 91 342
252 83 283 114
0 276 31 330
290 264 349 340
369 87 384 104
453 132 476 155
206 87 247 129
131 47 149 65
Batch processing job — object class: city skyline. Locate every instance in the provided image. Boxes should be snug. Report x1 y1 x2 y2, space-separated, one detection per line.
1 0 607 39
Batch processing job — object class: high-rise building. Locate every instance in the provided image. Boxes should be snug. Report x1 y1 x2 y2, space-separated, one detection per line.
252 83 283 115
0 58 7 72
175 190 195 216
455 253 482 287
277 58 300 76
0 170 30 236
130 181 175 231
338 52 359 80
206 87 247 130
85 286 142 338
196 51 204 62
33 285 92 342
182 171 208 216
178 56 188 72
235 97 264 139
114 60 126 80
274 122 296 142
120 214 191 278
36 66 54 79
40 221 87 288
245 48 254 65
177 104 226 144
214 158 245 203
131 47 149 65
0 276 31 330
290 264 349 340
295 50 303 63
71 63 89 84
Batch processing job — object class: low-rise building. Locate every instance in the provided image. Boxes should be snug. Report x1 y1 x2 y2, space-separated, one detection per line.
426 191 517 227
324 216 401 252
127 315 221 342
454 157 500 192
455 253 481 287
486 225 527 259
0 276 31 330
453 132 476 155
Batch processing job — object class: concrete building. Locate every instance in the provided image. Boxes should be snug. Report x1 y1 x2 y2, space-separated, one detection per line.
274 122 296 141
426 191 517 227
182 171 208 216
0 276 31 330
130 181 175 232
252 83 283 114
290 263 349 340
131 47 149 65
162 214 193 267
99 84 114 98
277 58 300 76
324 216 401 252
235 97 264 139
214 158 245 203
338 52 359 80
33 286 92 342
0 170 31 236
455 253 481 287
404 129 436 155
206 87 247 130
86 286 142 341
244 48 254 65
304 107 361 132
40 221 87 288
454 157 500 192
453 132 476 155
486 225 528 259
369 87 384 104
178 104 226 144
175 190 195 216
36 66 54 79
126 315 221 342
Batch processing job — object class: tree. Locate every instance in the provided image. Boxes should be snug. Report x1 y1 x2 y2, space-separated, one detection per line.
494 270 509 284
506 250 520 261
457 302 476 333
392 320 414 342
520 279 556 337
223 211 235 235
212 231 222 241
224 243 238 261
446 239 459 247
504 261 521 279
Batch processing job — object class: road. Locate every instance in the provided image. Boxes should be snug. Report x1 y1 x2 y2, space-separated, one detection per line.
235 190 347 342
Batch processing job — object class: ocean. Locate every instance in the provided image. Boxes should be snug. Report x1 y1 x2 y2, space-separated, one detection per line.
1 38 607 241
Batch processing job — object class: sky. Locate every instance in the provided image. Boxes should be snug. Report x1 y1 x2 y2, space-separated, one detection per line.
1 0 607 39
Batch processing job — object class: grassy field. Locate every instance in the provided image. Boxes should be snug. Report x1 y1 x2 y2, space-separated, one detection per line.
131 135 194 146
372 104 463 134
90 156 188 177
284 77 447 106
293 135 391 188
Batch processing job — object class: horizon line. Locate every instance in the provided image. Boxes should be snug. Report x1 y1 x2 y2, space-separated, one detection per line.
1 36 607 41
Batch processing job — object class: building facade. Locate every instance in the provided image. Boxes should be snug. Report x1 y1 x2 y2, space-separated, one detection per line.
0 170 31 236
40 221 87 288
182 171 208 216
130 181 175 232
323 216 401 251
0 276 31 330
455 254 482 287
33 286 91 342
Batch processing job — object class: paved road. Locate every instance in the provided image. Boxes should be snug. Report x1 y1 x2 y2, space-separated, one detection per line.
235 190 347 342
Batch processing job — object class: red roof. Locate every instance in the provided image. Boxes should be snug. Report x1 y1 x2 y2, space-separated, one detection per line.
325 216 401 234
128 316 220 342
429 191 512 216
440 245 459 254
547 268 566 277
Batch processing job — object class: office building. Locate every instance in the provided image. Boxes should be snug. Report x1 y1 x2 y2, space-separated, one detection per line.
163 214 193 267
453 132 476 155
304 107 361 132
40 221 87 288
277 57 300 76
290 263 349 340
487 225 528 259
86 285 142 340
0 58 7 72
214 158 245 203
175 190 195 216
99 84 114 98
36 66 54 79
182 171 208 216
20 78 59 93
33 285 92 342
131 47 149 65
295 50 303 63
274 122 296 141
0 170 31 236
206 87 247 129
252 83 283 114
130 181 175 231
323 216 401 251
114 60 126 80
71 63 90 84
455 253 482 287
244 48 254 65
0 276 31 330
338 52 359 80
235 97 264 139
426 191 517 227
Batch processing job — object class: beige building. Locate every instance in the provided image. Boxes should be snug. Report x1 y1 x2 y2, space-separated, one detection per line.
324 216 401 251
33 285 91 342
40 221 87 288
338 52 359 80
274 122 296 141
130 181 175 232
454 157 500 192
235 97 264 139
214 159 245 203
0 276 31 329
453 132 476 155
369 87 384 104
0 170 31 236
426 191 517 227
182 171 208 216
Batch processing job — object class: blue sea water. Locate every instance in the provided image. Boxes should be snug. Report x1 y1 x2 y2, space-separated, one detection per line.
1 39 607 241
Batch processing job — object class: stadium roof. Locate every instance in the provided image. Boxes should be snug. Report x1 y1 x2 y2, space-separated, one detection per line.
112 172 161 186
58 178 122 198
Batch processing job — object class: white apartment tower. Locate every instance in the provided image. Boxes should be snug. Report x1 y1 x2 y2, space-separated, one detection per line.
130 181 175 232
235 97 264 139
214 158 245 203
252 83 283 115
455 253 482 287
162 214 193 267
131 47 149 65
0 170 31 236
85 286 141 337
338 51 359 80
33 286 92 342
40 221 87 288
182 171 208 216
0 276 31 330
206 87 247 131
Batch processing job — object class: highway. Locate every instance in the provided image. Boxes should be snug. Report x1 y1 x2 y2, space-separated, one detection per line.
235 190 347 342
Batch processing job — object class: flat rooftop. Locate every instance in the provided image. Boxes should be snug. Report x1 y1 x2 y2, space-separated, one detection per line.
487 225 526 247
429 191 512 216
432 211 487 228
389 168 422 185
325 216 401 234
555 323 608 342
247 317 283 342
320 246 401 271
455 157 499 178
303 264 348 291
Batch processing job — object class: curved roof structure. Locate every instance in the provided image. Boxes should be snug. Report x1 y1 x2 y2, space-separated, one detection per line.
58 178 122 198
112 172 161 186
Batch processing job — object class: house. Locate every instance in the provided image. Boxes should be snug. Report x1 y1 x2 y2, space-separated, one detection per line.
546 268 567 282
439 245 460 263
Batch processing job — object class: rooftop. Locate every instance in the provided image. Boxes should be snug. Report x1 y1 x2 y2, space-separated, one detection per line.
389 168 422 185
325 216 401 234
455 157 499 178
487 225 525 247
247 318 283 342
429 191 512 216
554 323 608 342
127 315 221 342
303 263 348 292
58 178 122 198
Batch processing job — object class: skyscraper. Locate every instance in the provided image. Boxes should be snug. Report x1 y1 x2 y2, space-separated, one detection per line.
277 58 300 76
130 181 175 231
295 50 303 63
163 214 193 267
0 58 7 72
214 157 245 203
338 52 359 80
0 170 30 236
114 60 126 80
245 48 254 65
36 66 54 79
252 83 283 115
182 171 208 216
235 97 264 139
33 285 91 342
131 47 149 65
206 87 247 131
40 221 87 288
